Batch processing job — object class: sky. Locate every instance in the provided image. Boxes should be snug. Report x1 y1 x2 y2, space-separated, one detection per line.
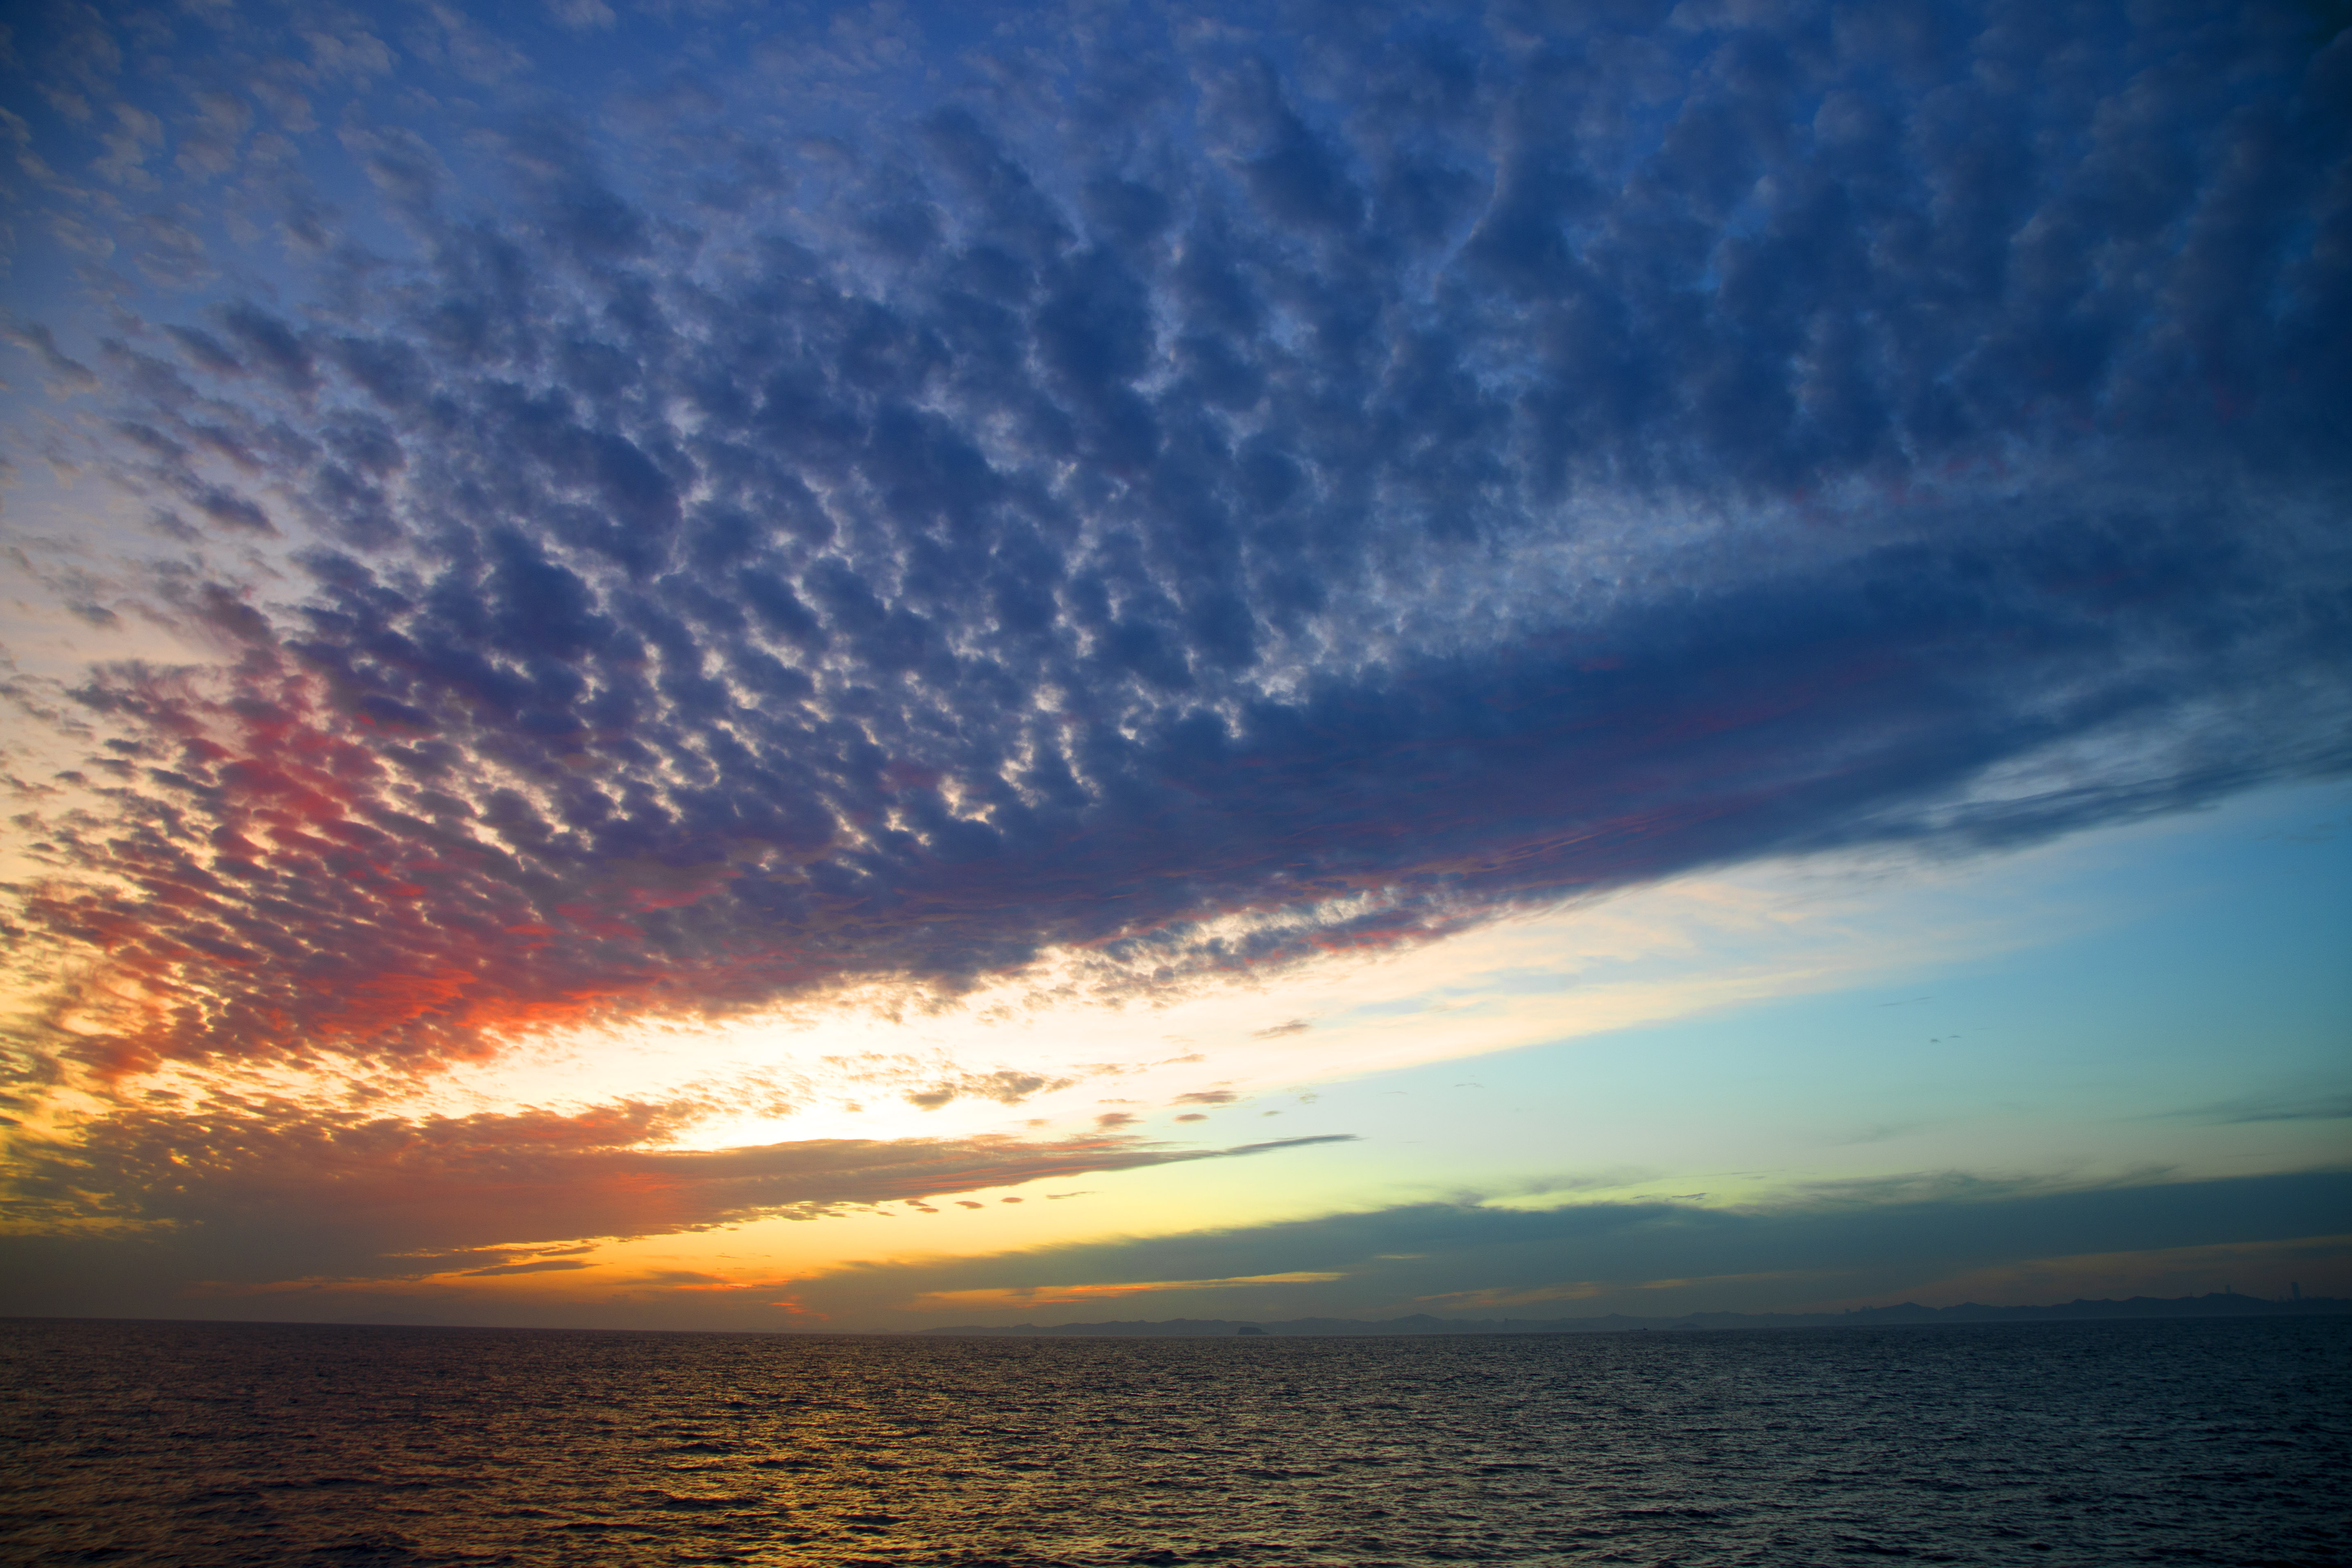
0 0 2346 1333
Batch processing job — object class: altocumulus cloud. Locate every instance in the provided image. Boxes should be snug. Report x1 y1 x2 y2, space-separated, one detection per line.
1 1 2348 1264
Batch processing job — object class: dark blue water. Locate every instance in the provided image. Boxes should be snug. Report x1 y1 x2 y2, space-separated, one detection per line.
3 1316 2344 1566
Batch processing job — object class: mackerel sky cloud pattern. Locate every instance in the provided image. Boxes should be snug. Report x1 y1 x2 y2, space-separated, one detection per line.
1 1 2348 1294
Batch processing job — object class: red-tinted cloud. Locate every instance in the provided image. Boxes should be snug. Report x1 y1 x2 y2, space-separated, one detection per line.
2 0 2346 1179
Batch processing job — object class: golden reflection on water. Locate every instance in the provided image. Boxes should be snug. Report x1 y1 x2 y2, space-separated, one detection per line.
3 1316 2343 1566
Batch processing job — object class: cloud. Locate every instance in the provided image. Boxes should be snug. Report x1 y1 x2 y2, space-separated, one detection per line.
461 1257 590 1277
5 1090 1355 1252
913 1271 1346 1313
0 1087 1358 1312
793 1168 2352 1325
2155 1091 2352 1126
903 1069 1076 1110
8 3 2347 1086
2 318 100 393
544 0 615 32
0 3 2346 1253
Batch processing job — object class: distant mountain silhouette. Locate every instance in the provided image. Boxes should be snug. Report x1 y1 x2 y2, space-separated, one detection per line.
917 1292 2350 1337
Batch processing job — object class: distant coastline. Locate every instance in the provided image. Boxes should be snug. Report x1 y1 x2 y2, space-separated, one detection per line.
917 1291 2352 1337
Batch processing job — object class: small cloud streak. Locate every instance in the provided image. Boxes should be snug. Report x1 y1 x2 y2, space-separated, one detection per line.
2155 1093 2352 1126
460 1259 592 1278
913 1272 1347 1312
905 1070 1076 1111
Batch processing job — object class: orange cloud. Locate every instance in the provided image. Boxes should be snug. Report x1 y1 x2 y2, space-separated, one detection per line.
909 1272 1346 1311
3 1085 1354 1271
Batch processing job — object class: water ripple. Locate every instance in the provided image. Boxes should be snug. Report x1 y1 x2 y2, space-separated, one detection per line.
2 1318 2344 1566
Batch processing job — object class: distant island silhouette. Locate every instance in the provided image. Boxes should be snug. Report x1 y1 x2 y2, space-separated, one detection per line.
917 1291 2349 1337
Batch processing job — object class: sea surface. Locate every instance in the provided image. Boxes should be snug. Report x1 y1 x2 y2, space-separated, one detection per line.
2 1316 2344 1567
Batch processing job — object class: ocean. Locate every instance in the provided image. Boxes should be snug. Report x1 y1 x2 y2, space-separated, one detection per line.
3 1316 2344 1566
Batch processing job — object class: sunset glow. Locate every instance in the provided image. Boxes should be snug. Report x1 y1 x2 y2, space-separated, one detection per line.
2 0 2346 1334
